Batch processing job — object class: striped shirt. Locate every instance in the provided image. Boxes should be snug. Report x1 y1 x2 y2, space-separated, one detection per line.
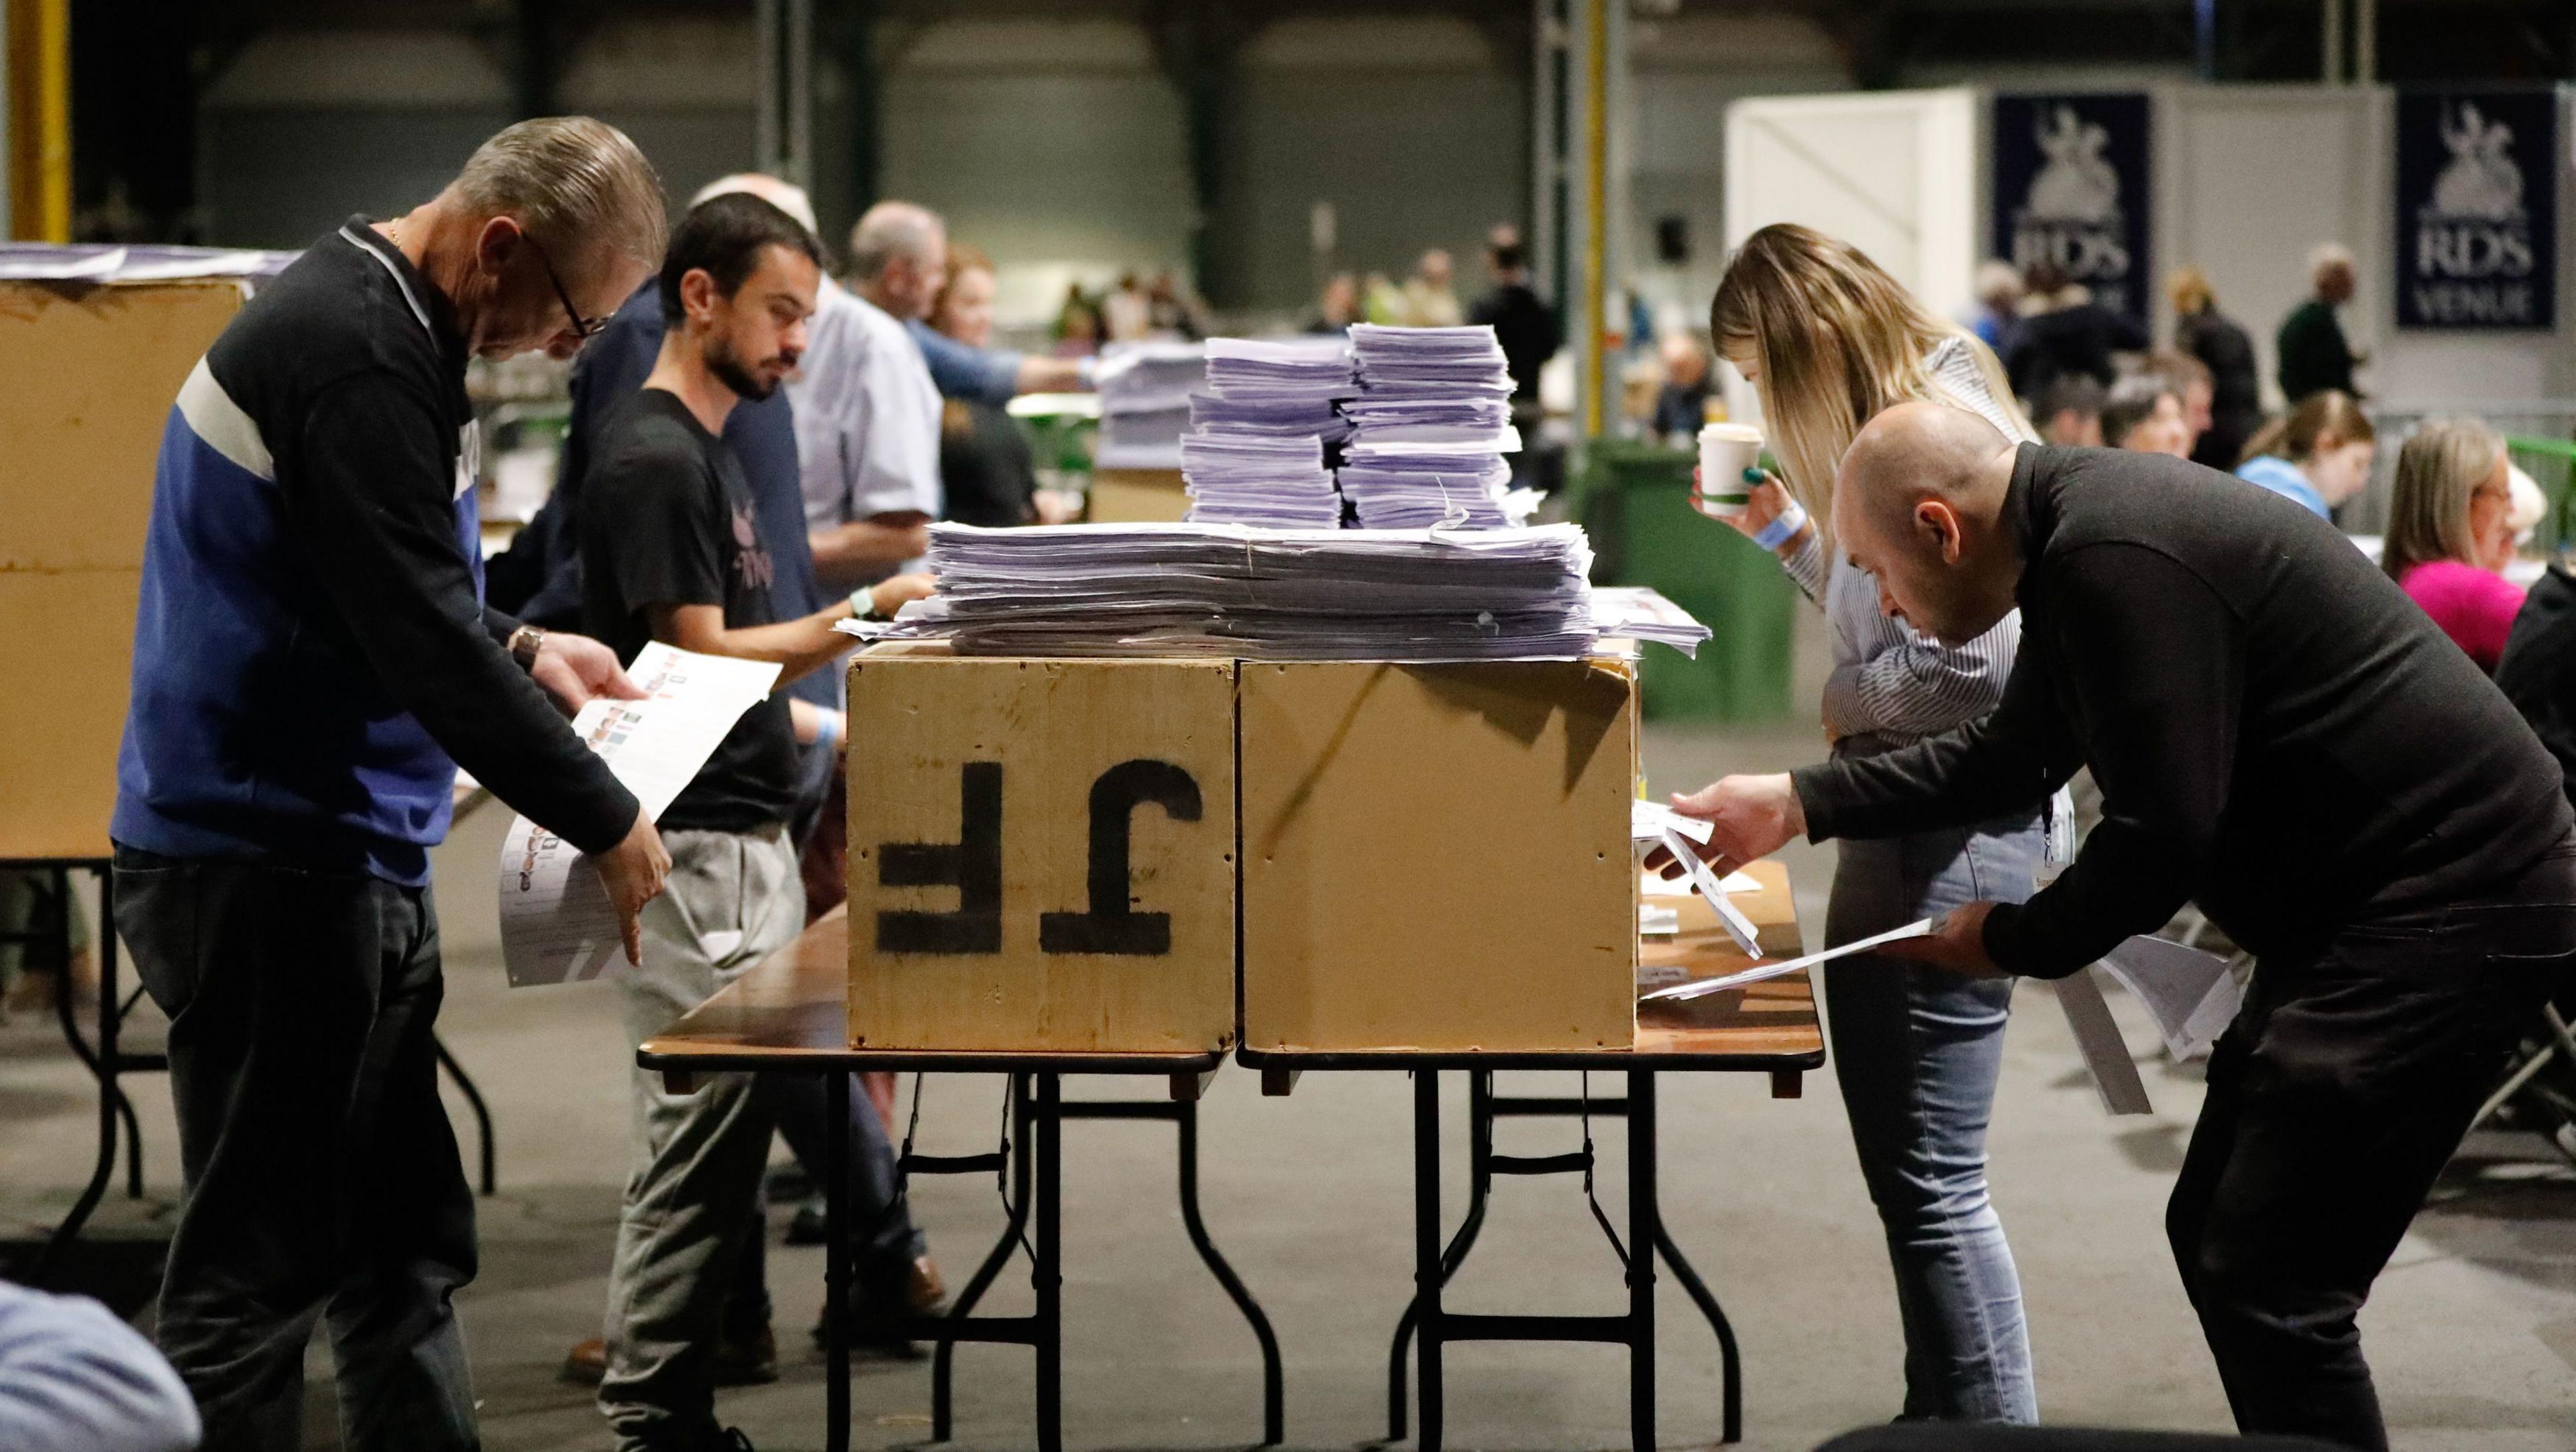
1779 337 2036 751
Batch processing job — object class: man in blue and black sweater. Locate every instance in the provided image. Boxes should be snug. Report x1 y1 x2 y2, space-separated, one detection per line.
111 117 676 1452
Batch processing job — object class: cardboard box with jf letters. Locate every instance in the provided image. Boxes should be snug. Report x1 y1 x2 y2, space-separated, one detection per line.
1237 659 1640 1053
844 649 1238 1052
843 649 1640 1054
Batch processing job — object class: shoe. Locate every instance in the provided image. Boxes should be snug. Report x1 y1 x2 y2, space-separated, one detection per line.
712 1323 779 1385
904 1255 948 1315
810 1256 947 1359
557 1324 778 1388
763 1161 817 1202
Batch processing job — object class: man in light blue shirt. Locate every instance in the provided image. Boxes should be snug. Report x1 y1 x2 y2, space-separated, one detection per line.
904 315 1090 406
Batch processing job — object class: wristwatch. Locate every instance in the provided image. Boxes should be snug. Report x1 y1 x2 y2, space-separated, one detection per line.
506 623 547 671
849 587 881 622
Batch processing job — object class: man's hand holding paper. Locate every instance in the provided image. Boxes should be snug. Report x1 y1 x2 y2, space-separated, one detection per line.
1878 899 2005 979
1646 772 1805 880
530 630 650 715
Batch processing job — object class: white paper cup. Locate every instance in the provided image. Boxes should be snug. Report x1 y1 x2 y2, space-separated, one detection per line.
1695 423 1764 517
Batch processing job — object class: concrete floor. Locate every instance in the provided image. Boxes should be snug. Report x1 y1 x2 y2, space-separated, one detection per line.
7 709 2576 1451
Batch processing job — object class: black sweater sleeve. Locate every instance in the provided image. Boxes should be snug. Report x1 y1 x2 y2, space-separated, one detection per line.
1978 544 2243 976
282 372 639 853
1792 629 2080 843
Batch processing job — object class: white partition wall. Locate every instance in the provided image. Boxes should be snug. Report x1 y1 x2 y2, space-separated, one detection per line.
2159 83 2573 410
2157 85 2385 411
1719 89 1980 424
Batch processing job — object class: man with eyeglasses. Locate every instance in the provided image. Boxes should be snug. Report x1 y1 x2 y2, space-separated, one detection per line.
111 117 675 1452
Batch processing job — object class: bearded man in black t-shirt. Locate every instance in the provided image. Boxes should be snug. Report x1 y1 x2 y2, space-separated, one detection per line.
578 193 909 1452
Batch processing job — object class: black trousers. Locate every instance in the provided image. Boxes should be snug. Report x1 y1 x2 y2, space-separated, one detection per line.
2165 840 2576 1452
114 845 479 1452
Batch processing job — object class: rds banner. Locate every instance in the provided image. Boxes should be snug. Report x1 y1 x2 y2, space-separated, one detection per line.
2396 89 2557 331
1991 93 2153 325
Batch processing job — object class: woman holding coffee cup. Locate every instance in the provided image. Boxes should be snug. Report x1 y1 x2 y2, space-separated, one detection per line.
1693 222 2053 1424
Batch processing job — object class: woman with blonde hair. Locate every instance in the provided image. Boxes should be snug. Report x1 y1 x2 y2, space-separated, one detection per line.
2235 390 2375 519
1681 221 2051 1422
2384 417 2525 671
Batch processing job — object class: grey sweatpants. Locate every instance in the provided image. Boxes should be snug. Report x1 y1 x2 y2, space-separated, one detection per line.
600 824 805 1452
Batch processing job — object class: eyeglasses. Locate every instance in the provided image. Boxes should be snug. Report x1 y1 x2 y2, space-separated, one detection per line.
523 230 607 343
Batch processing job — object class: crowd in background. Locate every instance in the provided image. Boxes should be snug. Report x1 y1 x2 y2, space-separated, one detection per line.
1615 230 2555 689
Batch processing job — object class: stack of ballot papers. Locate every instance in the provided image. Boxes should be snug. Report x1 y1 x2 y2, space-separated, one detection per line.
1591 586 1715 655
0 242 299 282
839 520 1710 661
1341 324 1523 529
1092 341 1205 469
1183 337 1354 528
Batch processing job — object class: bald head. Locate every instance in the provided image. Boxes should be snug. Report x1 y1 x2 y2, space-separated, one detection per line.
847 201 948 320
1831 401 2027 646
691 173 817 237
849 202 945 282
1837 402 2015 542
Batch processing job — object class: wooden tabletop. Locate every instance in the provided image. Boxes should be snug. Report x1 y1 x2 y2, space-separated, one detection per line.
636 903 1222 1079
640 857 1821 1079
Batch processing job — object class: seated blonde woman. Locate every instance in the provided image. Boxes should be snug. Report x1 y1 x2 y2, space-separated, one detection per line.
2383 417 2524 673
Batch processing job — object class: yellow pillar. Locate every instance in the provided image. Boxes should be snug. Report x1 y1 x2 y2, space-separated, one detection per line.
8 0 71 242
1578 0 1607 441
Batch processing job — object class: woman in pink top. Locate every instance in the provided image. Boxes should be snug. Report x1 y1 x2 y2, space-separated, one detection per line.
2383 417 2524 672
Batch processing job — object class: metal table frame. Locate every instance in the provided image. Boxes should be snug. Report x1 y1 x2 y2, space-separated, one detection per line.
635 1044 1282 1452
1238 1037 1822 1452
12 857 498 1284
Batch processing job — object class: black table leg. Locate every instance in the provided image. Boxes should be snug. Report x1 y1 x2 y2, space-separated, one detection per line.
1390 1069 1493 1441
932 1074 1036 1443
1034 1072 1063 1452
432 1034 498 1195
39 866 117 1285
1174 1094 1285 1445
824 1068 851 1452
1627 1070 1658 1452
1413 1068 1445 1452
1655 1223 1741 1443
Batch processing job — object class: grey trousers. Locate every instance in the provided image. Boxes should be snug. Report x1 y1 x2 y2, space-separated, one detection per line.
600 824 806 1452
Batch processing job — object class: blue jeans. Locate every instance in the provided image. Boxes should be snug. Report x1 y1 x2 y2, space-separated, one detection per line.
1825 814 2044 1422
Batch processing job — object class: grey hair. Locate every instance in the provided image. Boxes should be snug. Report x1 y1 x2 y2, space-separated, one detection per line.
847 201 943 282
2308 241 2355 282
449 116 667 268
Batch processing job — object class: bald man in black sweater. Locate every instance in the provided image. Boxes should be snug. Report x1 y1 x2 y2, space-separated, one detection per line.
1667 402 2576 1452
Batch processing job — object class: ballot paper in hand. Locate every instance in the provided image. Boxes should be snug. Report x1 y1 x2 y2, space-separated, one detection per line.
1641 919 1937 1002
499 644 782 986
1631 799 1713 844
1659 828 1765 954
1641 867 1761 897
2097 934 2243 1060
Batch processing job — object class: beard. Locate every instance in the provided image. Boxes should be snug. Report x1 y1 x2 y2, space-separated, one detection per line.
706 336 784 401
